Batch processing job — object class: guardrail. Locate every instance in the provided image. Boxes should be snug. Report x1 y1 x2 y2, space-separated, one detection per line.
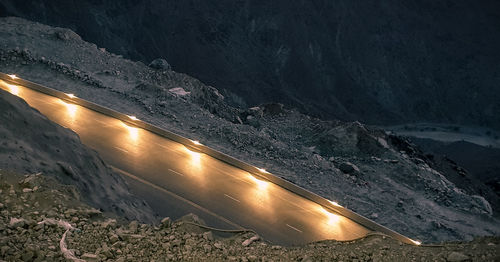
0 72 420 245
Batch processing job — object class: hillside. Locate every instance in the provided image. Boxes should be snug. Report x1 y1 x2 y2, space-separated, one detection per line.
1 0 499 129
2 170 499 261
0 88 156 223
0 17 499 244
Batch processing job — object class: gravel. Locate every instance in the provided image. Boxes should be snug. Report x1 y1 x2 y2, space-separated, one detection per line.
1 170 498 261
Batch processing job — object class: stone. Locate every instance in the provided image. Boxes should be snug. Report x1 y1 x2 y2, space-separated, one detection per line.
1 246 10 256
81 208 102 217
21 251 34 261
102 219 117 229
301 255 313 262
128 221 139 232
81 253 99 261
261 103 285 116
109 234 120 243
9 217 27 228
129 234 145 239
161 217 172 228
242 235 260 247
149 58 171 70
203 231 214 241
447 252 471 262
338 162 360 174
214 242 223 249
169 87 190 97
101 244 113 259
55 29 81 41
203 244 212 252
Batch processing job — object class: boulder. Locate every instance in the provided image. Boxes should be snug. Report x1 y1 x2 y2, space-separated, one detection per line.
160 217 172 228
149 58 171 70
447 252 471 262
338 162 360 174
55 28 82 42
9 218 27 228
168 87 190 97
261 103 284 116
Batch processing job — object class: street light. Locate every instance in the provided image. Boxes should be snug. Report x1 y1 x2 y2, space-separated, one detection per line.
257 168 269 174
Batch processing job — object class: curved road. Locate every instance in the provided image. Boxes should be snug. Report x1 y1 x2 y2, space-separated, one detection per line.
1 80 370 245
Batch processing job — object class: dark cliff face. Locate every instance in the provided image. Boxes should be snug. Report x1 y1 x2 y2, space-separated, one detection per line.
2 0 500 128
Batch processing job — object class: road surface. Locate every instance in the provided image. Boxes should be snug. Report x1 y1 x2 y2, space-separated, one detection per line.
0 79 371 245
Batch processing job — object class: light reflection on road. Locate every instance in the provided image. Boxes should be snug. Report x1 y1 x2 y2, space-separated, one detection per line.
0 79 372 245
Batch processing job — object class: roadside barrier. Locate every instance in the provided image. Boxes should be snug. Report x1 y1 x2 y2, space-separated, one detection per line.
0 72 420 245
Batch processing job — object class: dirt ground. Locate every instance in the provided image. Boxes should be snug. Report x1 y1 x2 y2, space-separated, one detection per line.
1 170 499 262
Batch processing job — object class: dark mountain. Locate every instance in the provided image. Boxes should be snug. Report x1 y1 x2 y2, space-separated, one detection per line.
1 0 500 128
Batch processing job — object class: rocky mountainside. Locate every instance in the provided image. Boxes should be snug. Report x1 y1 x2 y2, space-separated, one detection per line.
0 17 499 244
1 0 499 129
0 88 156 223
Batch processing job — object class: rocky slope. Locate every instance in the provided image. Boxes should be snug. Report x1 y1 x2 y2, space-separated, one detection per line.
1 0 499 129
0 17 499 244
410 138 500 213
0 87 155 223
1 170 498 261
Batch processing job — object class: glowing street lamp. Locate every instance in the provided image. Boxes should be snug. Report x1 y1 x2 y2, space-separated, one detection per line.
127 115 138 121
7 74 18 80
191 140 202 146
257 168 269 174
66 93 76 99
328 200 342 208
411 239 422 246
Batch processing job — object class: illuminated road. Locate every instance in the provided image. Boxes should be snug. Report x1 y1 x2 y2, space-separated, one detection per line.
0 80 371 245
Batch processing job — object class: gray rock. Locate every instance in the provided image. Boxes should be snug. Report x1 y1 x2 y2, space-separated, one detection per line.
18 173 42 188
168 87 190 97
301 255 313 262
203 244 212 252
109 234 120 243
149 58 171 70
55 29 82 42
338 162 360 174
81 253 99 261
447 252 471 262
203 231 214 241
9 217 27 228
246 115 261 128
21 251 34 261
242 235 260 247
261 103 285 116
213 242 223 249
102 219 117 229
161 217 172 228
128 221 139 232
247 107 263 118
178 213 206 226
